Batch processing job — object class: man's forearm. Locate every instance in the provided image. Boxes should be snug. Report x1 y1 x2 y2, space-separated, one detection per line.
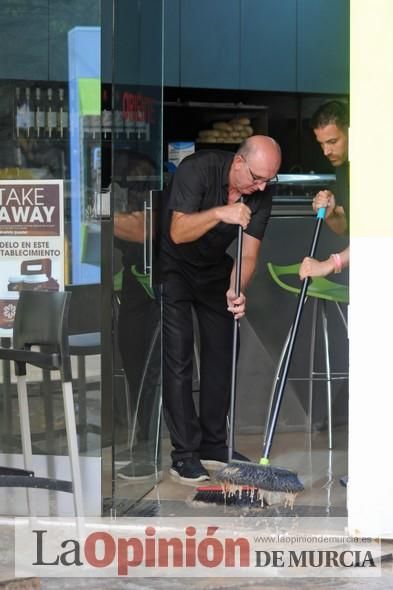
114 212 145 242
170 202 252 244
338 245 350 268
230 255 257 293
170 209 221 243
325 206 348 235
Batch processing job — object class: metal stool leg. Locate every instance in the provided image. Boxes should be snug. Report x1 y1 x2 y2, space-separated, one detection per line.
122 377 132 449
308 298 319 434
76 356 88 453
154 394 162 475
192 309 201 394
42 370 55 449
16 376 33 472
1 339 13 448
16 375 35 515
112 293 133 447
335 301 348 333
62 381 84 517
193 338 201 385
129 322 161 455
321 301 333 449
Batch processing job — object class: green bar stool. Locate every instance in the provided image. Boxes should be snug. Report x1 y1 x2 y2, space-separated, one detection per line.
267 262 349 449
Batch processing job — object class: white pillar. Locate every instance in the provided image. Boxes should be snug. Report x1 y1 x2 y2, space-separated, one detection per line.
348 0 393 538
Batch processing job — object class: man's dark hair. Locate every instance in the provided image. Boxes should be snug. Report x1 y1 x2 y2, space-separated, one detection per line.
310 100 349 131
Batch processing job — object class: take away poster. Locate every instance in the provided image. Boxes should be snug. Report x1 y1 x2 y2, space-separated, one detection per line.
0 179 64 337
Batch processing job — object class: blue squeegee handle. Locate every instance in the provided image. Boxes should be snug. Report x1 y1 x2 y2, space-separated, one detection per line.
262 207 326 460
228 201 244 463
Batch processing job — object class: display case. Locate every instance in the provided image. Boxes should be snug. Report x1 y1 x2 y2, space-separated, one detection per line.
0 81 69 183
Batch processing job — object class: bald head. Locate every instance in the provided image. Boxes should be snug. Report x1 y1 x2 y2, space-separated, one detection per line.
237 135 281 177
229 135 281 196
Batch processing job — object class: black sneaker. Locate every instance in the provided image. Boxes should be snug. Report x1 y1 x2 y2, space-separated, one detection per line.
117 462 163 482
200 449 251 470
169 457 210 485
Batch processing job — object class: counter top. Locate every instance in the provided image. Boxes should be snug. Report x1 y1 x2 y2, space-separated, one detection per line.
275 173 335 185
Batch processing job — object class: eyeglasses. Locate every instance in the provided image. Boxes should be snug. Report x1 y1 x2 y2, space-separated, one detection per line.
243 157 278 185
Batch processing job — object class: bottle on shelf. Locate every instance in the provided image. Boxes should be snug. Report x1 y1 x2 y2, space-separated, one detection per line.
58 87 69 139
14 144 23 167
15 87 24 138
25 86 35 138
46 87 58 139
114 90 124 139
34 87 45 138
124 108 134 140
102 87 112 140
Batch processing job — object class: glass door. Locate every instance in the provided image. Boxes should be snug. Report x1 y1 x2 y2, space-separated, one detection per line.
0 0 103 516
102 0 163 512
0 0 163 517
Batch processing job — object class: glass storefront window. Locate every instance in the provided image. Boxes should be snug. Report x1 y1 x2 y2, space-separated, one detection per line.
0 0 163 517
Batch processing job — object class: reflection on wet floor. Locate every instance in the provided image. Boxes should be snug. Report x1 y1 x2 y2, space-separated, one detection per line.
118 428 348 518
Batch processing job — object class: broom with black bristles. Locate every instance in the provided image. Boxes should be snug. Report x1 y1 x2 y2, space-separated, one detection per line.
192 207 326 508
215 206 327 507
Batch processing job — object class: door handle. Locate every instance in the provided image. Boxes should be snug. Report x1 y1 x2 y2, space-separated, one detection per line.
143 195 153 283
143 200 148 275
144 189 161 287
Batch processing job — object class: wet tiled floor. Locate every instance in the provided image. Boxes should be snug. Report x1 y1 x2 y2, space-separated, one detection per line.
1 428 393 589
118 429 348 518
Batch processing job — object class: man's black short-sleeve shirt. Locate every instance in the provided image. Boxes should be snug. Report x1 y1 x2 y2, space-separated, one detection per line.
335 161 349 229
160 150 273 278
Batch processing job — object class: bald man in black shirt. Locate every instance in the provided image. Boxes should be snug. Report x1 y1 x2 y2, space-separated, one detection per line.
160 136 281 484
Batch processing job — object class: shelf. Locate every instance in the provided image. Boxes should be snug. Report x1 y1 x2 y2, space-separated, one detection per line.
164 99 269 149
164 100 268 111
11 137 154 145
12 137 69 142
195 142 243 150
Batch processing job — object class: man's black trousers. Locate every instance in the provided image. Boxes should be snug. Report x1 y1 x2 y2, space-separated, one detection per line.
162 270 235 461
